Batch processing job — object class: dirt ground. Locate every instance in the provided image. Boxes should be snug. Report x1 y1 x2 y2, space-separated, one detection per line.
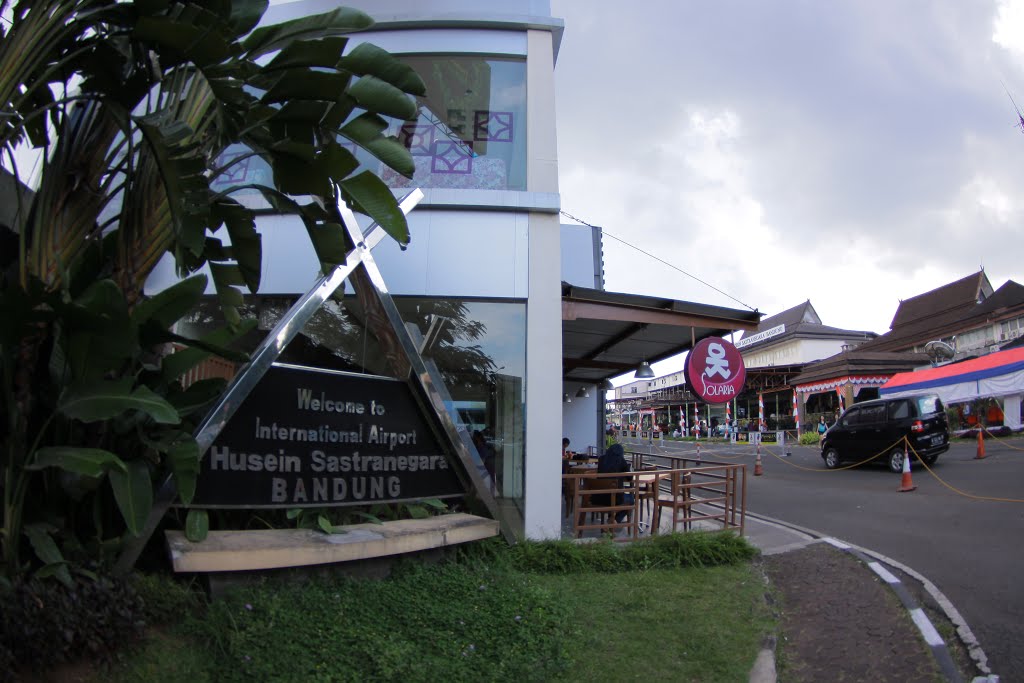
762 543 973 683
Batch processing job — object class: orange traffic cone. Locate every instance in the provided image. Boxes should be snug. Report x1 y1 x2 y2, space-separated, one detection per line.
754 443 764 476
975 429 986 460
898 446 916 492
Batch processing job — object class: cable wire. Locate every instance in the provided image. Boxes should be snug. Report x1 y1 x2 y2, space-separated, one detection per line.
560 209 757 311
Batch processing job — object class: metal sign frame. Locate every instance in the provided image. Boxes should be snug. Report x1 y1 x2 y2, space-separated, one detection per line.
116 189 510 573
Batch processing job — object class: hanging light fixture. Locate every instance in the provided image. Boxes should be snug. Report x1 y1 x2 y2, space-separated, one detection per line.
575 386 589 398
601 378 614 391
634 361 655 379
563 393 572 403
634 324 655 379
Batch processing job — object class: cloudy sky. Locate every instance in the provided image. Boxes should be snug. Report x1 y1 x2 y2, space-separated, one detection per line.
551 0 1024 374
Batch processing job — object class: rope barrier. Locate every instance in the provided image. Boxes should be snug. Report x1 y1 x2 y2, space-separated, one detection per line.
759 441 892 472
754 435 1024 502
908 439 1024 503
977 425 1024 452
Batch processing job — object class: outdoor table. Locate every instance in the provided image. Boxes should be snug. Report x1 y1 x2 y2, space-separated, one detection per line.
631 472 661 527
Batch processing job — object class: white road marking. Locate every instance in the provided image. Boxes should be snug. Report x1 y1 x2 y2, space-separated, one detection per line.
910 608 945 647
868 561 901 584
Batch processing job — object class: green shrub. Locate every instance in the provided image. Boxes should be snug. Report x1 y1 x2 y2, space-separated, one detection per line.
508 531 757 574
799 431 821 446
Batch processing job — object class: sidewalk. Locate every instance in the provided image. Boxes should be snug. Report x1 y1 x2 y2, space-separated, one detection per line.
742 514 817 556
743 514 995 683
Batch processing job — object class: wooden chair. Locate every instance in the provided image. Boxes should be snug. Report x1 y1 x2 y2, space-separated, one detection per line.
561 461 571 515
654 470 692 533
575 476 633 537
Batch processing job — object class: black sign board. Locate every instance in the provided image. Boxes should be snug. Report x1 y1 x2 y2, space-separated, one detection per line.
191 364 464 508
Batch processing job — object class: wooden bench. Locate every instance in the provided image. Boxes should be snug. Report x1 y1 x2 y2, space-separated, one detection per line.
165 513 499 573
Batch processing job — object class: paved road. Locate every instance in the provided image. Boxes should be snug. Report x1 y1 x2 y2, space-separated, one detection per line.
621 434 1024 680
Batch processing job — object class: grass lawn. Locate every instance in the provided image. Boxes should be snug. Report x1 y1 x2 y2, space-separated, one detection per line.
539 564 770 682
96 533 772 683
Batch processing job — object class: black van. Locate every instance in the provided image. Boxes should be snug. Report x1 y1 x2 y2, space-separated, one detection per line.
820 394 949 472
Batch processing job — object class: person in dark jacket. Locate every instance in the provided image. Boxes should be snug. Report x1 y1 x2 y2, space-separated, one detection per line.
597 443 633 522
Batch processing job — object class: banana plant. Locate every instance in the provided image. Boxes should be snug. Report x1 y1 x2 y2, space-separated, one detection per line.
0 0 425 579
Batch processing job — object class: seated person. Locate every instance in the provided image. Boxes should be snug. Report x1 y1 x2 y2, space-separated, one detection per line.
562 437 572 458
471 430 496 480
596 443 634 523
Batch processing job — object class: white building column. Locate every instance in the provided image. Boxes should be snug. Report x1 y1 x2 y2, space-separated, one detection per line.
523 28 562 539
1004 394 1022 430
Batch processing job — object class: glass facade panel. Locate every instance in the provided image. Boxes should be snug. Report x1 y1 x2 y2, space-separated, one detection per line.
376 56 527 191
207 56 528 201
177 295 527 533
209 56 527 202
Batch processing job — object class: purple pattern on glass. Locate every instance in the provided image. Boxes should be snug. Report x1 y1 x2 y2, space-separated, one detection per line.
474 111 513 142
431 141 473 174
217 151 252 184
398 123 434 155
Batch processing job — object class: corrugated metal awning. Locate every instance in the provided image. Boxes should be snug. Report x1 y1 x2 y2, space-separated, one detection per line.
561 282 762 383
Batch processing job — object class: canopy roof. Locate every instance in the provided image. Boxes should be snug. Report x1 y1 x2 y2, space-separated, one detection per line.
879 347 1024 404
561 283 762 384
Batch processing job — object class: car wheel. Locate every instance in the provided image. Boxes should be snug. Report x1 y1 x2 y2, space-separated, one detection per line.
922 454 938 466
888 447 906 474
823 447 841 469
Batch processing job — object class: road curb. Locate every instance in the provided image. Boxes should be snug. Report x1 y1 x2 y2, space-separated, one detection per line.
746 511 992 679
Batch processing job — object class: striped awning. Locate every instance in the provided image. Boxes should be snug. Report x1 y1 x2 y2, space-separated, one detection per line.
796 375 892 394
880 347 1024 401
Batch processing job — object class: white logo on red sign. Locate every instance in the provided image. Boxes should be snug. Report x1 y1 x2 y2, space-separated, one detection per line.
684 337 746 404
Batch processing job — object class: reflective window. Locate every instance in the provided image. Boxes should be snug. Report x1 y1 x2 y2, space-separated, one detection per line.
916 395 943 416
209 56 527 204
177 295 526 535
840 408 860 427
859 405 886 425
888 400 910 420
376 56 527 192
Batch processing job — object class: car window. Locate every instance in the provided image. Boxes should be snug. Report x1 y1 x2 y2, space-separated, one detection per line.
840 408 860 426
859 405 886 425
916 395 942 415
888 400 910 420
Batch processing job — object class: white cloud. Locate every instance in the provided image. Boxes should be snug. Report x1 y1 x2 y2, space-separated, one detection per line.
993 0 1024 61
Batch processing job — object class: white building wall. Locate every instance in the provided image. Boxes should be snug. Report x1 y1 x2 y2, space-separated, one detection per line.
561 383 600 454
744 338 858 368
615 379 651 400
796 339 853 364
147 209 532 298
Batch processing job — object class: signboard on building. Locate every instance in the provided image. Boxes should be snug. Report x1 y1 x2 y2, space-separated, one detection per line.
684 337 747 404
191 364 464 508
735 324 785 349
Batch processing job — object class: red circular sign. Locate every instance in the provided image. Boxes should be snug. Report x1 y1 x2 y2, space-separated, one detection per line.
683 337 746 404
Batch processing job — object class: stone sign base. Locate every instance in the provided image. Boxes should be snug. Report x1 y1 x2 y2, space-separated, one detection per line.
165 513 499 574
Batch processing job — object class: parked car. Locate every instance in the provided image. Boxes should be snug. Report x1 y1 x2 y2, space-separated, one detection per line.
820 394 949 472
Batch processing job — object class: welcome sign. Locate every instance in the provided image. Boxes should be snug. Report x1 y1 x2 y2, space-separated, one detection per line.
191 364 464 508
